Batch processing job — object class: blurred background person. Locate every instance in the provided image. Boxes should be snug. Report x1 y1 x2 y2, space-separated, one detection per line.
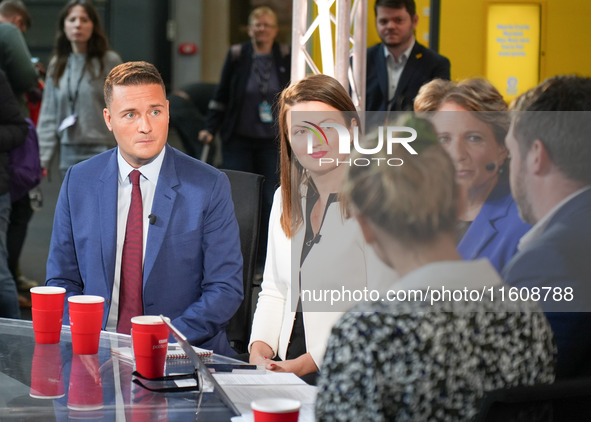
315 117 555 421
417 78 530 272
0 0 43 305
168 82 218 164
37 0 121 178
248 74 392 384
199 6 290 276
365 0 450 112
0 70 28 319
0 0 38 115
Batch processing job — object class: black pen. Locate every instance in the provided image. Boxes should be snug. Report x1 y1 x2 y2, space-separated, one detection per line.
207 363 261 372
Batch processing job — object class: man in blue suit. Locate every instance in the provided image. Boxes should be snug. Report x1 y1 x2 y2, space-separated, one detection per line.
46 61 243 356
366 0 450 112
503 75 591 378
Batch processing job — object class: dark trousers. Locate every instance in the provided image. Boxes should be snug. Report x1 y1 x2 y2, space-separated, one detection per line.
7 194 34 278
223 135 279 270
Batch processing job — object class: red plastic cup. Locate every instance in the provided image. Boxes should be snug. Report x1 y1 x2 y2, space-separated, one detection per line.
131 315 169 379
30 286 66 344
251 398 301 422
68 295 105 355
30 343 65 399
67 353 103 411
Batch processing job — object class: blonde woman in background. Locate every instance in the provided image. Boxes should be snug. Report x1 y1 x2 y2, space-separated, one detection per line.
415 78 530 272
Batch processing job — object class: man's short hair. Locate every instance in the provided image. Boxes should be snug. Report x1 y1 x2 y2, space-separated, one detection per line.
511 75 591 185
374 0 416 17
0 0 31 30
104 61 165 108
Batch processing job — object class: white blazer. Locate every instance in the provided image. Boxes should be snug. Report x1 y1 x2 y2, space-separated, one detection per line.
249 188 395 367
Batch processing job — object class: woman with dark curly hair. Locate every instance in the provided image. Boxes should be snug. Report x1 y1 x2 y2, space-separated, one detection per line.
38 0 121 176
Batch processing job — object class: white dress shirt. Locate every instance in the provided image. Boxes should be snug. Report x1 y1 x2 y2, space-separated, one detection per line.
384 38 415 101
105 147 166 332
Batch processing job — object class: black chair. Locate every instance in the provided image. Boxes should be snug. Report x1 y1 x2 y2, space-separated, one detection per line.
474 377 591 422
221 169 264 354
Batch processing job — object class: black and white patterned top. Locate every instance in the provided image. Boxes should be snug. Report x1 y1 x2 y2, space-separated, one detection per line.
315 260 556 422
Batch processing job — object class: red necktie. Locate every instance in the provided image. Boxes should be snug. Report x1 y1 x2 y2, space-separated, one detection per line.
117 169 144 334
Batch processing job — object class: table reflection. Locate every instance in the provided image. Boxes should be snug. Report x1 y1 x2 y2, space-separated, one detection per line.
0 318 238 421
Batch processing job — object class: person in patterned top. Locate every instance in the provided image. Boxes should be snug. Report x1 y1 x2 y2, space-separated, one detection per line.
315 117 556 421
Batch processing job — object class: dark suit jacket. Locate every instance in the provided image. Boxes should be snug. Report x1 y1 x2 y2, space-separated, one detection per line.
458 181 531 273
46 144 244 355
205 41 291 143
0 69 27 195
365 41 450 111
503 188 591 378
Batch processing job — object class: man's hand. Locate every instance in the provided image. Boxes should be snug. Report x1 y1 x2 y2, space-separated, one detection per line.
198 130 214 144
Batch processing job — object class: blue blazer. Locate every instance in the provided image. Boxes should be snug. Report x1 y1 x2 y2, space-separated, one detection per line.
365 41 450 112
458 181 531 273
503 188 591 378
46 144 244 356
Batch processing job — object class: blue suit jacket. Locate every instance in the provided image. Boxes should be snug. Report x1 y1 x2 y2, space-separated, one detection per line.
503 188 591 378
458 181 531 273
365 41 450 112
46 144 243 356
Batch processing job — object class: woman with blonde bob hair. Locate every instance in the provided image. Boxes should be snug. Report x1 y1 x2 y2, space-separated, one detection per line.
315 117 555 420
248 74 391 383
414 78 530 272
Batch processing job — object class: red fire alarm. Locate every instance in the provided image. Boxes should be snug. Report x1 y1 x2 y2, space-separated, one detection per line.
178 42 198 55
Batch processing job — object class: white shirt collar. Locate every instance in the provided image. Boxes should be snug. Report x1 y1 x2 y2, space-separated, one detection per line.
518 185 591 250
383 38 415 63
117 146 166 184
392 259 502 292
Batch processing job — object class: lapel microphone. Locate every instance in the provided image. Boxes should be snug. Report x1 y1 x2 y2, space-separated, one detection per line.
305 234 322 247
485 162 496 172
148 214 157 225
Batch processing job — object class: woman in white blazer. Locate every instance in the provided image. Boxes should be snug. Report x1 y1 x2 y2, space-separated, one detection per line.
248 74 392 383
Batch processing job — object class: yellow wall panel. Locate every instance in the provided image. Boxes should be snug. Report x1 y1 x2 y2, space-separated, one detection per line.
439 0 591 87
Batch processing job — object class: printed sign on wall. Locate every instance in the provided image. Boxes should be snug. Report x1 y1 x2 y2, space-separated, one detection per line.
486 3 541 103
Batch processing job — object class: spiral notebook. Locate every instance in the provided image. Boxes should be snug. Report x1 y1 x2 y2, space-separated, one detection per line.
167 343 213 359
111 343 212 362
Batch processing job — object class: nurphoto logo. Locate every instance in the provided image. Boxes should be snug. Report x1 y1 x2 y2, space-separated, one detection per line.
305 122 418 167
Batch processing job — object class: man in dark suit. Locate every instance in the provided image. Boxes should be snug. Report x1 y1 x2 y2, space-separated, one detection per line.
46 62 243 356
366 0 450 112
503 75 591 378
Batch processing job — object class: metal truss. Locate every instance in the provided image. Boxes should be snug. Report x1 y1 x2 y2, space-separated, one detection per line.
291 0 367 112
